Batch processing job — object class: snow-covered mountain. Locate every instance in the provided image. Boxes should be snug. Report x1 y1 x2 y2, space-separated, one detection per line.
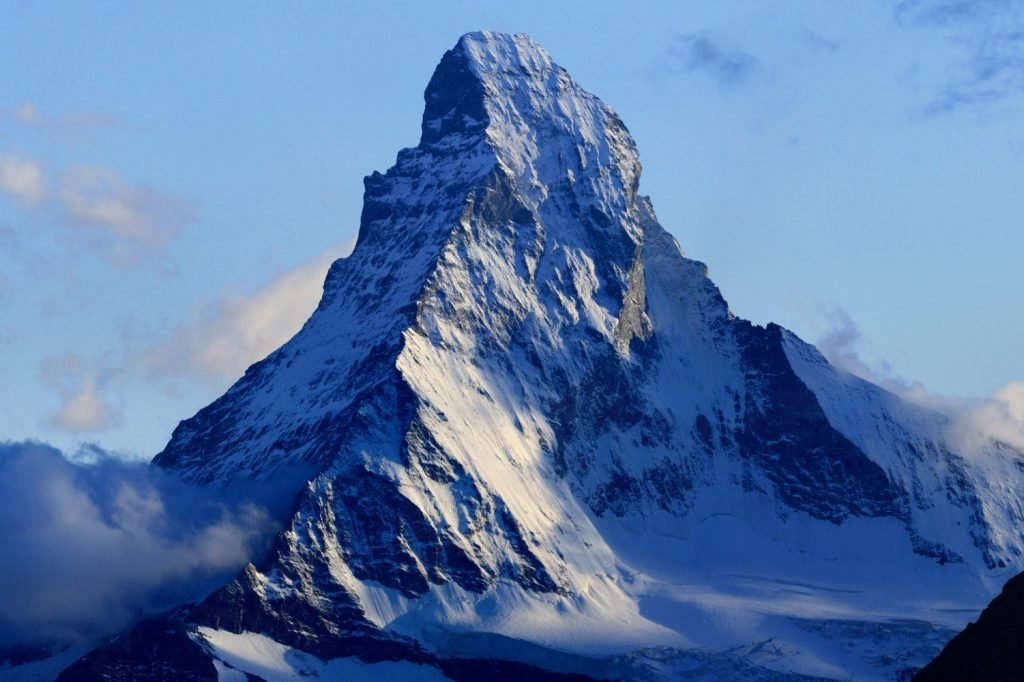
61 32 1024 681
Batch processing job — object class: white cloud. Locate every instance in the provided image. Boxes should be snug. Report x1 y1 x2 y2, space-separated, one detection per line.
139 240 354 382
955 381 1024 452
0 154 46 205
40 353 120 433
52 376 116 433
58 166 194 263
995 382 1024 421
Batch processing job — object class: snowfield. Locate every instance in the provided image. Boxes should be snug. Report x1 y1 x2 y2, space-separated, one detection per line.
195 628 450 682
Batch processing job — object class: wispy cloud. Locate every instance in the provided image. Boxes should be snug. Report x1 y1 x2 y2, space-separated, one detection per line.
818 309 1024 452
7 101 122 132
38 352 118 432
39 353 120 434
138 240 354 382
663 32 759 87
11 102 43 126
0 441 274 651
961 381 1024 452
0 153 195 266
895 0 1024 112
0 154 45 206
799 29 840 55
21 238 352 441
895 0 1017 25
58 165 194 265
816 309 897 383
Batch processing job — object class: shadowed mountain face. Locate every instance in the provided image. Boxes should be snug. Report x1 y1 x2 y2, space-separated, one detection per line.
56 31 1024 681
915 571 1024 681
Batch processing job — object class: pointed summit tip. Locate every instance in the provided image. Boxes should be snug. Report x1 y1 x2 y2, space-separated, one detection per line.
453 31 554 76
420 31 555 146
420 30 641 198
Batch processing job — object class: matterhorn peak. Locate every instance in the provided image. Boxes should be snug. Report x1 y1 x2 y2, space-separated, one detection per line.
67 32 1024 682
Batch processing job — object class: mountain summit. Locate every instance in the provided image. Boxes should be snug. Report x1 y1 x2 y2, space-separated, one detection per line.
65 32 1024 681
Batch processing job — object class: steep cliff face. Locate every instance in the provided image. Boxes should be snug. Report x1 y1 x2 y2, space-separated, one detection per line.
65 32 1024 681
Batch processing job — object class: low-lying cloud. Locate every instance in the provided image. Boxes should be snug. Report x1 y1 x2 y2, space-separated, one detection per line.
0 441 275 654
818 309 1024 453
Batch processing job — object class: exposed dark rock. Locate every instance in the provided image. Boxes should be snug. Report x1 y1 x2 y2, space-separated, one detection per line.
57 617 216 682
734 322 904 523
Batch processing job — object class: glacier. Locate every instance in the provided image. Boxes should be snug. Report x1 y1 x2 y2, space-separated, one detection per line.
58 31 1024 682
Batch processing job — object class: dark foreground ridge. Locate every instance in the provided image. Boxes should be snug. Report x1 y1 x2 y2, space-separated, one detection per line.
914 571 1024 681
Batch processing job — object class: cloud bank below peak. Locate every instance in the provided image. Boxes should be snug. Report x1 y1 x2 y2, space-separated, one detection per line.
0 441 276 654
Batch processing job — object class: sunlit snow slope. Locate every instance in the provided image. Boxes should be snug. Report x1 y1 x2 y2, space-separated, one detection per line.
71 31 1024 681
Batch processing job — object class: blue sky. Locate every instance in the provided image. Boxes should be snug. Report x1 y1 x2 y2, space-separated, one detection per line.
1 1 1021 458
